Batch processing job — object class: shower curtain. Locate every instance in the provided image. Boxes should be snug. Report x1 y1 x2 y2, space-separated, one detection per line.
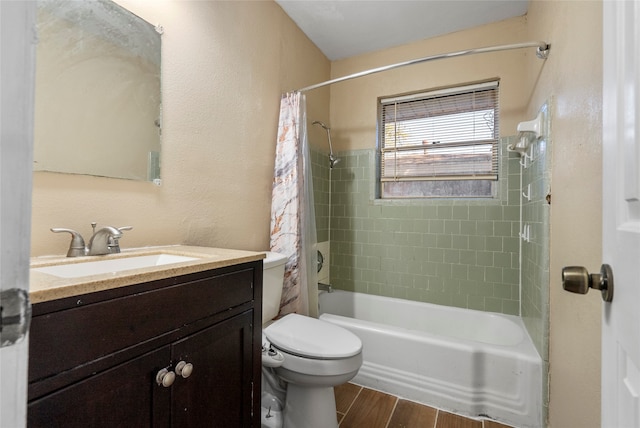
270 92 318 317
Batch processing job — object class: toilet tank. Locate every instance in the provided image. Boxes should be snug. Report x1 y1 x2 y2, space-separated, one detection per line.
262 251 288 324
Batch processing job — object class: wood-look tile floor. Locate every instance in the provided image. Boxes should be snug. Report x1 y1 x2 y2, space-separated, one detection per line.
335 383 515 428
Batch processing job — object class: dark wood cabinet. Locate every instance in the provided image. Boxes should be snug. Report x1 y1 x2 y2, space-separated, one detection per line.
29 345 171 427
27 261 262 427
170 311 253 427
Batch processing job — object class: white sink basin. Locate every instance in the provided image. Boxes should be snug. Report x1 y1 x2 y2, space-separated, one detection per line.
33 253 200 278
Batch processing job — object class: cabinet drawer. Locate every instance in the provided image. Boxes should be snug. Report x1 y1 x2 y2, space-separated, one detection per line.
29 267 254 383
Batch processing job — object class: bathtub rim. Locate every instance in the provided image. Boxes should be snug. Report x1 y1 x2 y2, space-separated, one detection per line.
318 289 541 354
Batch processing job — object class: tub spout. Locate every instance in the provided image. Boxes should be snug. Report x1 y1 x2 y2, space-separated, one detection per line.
318 282 333 293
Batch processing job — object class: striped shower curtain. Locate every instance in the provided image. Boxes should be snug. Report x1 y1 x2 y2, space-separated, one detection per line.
270 92 317 317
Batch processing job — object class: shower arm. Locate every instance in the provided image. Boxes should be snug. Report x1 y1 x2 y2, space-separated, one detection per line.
312 121 339 167
296 41 550 93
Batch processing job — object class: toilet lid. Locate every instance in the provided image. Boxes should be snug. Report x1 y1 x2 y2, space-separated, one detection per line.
265 313 362 359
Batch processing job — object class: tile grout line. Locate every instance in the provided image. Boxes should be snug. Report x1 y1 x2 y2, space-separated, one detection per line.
339 385 364 426
383 397 400 428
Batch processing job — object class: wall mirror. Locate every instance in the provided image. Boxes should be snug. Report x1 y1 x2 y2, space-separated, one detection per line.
35 0 162 182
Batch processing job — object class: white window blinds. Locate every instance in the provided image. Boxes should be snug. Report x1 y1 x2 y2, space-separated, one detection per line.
379 81 500 188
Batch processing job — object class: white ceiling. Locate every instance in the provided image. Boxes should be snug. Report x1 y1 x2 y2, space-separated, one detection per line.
275 0 529 61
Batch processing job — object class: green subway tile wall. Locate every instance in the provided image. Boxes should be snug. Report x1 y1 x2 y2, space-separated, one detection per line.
312 138 523 316
312 133 550 328
312 123 550 419
521 139 551 356
519 104 552 418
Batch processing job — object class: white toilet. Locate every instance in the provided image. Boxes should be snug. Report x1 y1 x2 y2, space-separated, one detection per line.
261 252 363 428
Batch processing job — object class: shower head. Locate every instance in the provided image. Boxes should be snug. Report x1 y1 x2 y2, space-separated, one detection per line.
312 120 330 131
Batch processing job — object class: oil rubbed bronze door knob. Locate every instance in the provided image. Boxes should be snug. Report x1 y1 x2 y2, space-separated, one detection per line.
562 264 614 302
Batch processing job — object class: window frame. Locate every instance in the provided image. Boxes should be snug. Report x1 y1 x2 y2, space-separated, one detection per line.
377 80 500 199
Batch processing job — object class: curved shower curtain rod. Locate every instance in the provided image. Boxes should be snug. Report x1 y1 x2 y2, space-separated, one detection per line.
295 41 550 93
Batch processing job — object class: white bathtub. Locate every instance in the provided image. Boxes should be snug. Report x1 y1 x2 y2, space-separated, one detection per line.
318 290 542 428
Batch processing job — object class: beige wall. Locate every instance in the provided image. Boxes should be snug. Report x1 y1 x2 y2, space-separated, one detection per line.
527 1 603 427
31 0 330 257
329 16 529 152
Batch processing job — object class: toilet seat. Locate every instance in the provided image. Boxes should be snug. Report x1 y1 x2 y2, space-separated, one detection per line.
265 313 362 359
274 348 363 383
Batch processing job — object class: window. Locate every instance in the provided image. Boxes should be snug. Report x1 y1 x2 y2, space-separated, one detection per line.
378 80 499 198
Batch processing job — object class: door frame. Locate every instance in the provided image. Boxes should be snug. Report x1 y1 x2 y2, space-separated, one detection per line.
0 1 36 427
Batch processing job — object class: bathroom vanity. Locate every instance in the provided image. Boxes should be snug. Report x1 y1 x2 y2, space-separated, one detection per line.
27 246 264 427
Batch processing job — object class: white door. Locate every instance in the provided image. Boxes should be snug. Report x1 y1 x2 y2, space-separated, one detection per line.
0 2 36 427
602 0 640 426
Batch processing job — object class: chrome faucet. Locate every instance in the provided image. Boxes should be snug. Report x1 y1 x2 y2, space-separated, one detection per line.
51 223 132 257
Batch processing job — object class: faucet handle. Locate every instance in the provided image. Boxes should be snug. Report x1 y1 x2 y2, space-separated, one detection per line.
50 228 86 257
105 227 132 254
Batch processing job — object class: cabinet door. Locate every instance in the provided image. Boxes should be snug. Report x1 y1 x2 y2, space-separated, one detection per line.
170 311 254 427
28 346 172 428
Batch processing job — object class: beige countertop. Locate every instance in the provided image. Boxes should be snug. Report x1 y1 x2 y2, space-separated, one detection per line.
29 245 265 304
